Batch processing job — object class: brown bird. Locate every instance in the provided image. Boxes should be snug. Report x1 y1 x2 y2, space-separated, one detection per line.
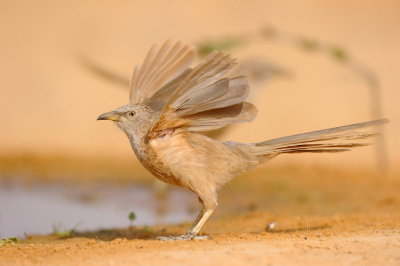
97 40 387 241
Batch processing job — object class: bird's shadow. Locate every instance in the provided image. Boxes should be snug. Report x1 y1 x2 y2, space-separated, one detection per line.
70 225 331 241
72 226 170 241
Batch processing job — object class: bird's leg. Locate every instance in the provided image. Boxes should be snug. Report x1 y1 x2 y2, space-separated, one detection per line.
156 206 215 241
187 207 214 236
156 196 217 241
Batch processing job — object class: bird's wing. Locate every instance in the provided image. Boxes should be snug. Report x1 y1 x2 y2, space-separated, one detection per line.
147 48 257 138
129 40 196 107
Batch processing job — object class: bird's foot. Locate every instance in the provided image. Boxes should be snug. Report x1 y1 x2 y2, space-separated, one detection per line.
156 234 211 241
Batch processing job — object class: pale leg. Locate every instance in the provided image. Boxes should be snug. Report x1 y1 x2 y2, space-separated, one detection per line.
156 206 215 241
187 207 214 235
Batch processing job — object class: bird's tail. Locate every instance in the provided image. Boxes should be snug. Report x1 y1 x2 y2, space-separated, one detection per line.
235 119 388 161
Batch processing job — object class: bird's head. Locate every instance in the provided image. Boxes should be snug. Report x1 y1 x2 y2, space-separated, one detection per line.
97 104 156 138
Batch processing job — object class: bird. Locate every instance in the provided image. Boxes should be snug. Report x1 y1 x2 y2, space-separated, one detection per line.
97 40 388 241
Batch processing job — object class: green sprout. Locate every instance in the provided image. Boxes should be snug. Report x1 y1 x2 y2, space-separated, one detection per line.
128 211 136 227
0 237 19 247
52 222 82 237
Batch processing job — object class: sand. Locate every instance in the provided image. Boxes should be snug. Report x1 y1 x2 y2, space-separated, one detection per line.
1 166 399 265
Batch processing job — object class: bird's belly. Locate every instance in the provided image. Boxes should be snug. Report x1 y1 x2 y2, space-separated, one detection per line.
143 160 180 186
145 132 243 191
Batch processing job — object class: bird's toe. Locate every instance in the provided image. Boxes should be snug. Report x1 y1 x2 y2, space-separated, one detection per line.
156 234 211 241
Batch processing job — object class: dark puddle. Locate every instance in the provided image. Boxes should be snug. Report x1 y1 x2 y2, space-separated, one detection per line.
0 178 197 238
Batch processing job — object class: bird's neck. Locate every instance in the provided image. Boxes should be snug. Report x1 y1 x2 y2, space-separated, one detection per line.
125 129 149 158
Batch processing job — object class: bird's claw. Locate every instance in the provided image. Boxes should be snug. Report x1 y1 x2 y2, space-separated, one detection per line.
156 234 211 241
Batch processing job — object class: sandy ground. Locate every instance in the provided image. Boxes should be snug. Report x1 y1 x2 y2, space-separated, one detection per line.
1 165 399 265
1 227 399 266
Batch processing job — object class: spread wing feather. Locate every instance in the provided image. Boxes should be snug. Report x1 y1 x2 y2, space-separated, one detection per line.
176 76 250 116
128 41 257 138
129 40 196 104
148 50 257 135
182 102 257 132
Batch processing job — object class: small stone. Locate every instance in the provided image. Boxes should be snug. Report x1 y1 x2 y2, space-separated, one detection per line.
266 222 276 231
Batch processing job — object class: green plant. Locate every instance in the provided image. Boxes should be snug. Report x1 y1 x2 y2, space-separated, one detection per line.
128 211 136 227
52 222 82 237
0 237 19 247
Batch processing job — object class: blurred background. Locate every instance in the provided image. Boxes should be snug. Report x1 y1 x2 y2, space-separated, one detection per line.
0 0 399 239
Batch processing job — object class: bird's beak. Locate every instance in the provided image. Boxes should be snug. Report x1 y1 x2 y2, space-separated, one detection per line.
97 111 120 121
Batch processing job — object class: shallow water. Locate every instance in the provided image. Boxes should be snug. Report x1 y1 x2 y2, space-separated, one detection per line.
0 179 197 238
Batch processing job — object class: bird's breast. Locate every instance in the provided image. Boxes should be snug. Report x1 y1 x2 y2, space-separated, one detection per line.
130 134 182 186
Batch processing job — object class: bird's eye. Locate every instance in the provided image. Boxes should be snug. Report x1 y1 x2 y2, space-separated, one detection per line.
128 111 136 117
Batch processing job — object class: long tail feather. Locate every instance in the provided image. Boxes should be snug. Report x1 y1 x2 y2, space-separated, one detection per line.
230 119 388 159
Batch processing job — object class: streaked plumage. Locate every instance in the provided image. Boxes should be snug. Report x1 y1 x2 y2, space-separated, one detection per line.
97 40 388 240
